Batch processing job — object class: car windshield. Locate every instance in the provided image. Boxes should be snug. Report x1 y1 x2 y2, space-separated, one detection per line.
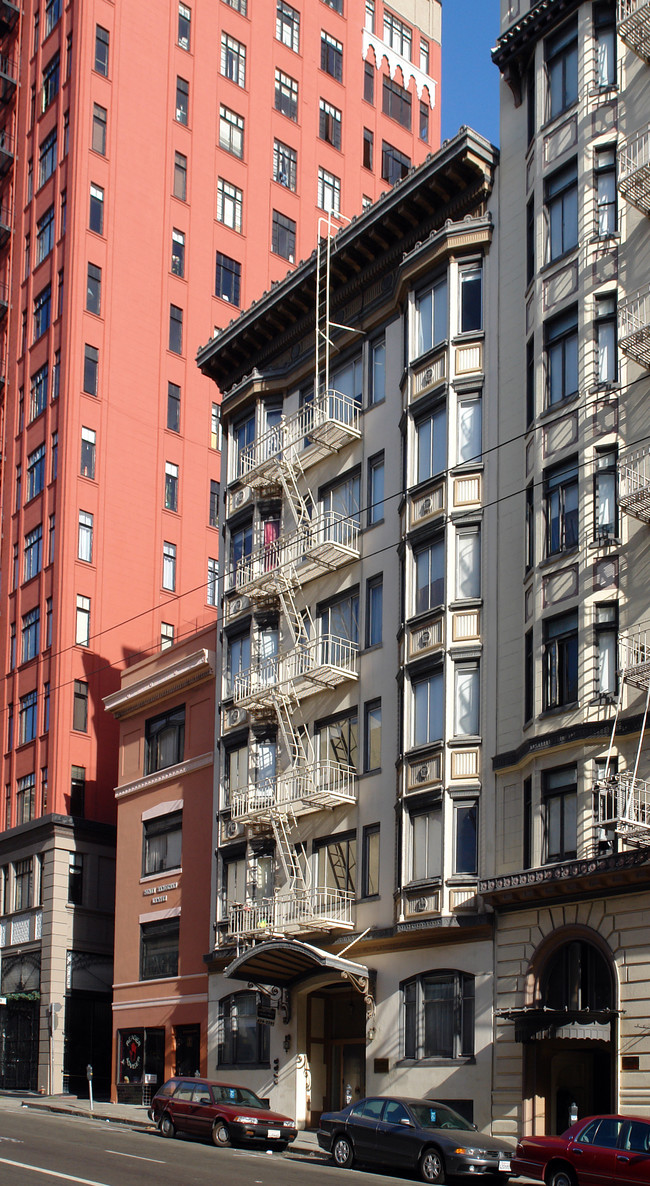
410 1104 474 1132
213 1086 265 1108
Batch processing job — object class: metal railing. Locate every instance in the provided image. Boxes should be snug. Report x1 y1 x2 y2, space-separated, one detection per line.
225 887 355 936
618 127 650 216
232 634 359 706
618 0 650 61
595 772 650 839
619 627 650 681
237 389 361 483
231 759 357 821
227 512 360 594
619 287 650 369
619 449 650 522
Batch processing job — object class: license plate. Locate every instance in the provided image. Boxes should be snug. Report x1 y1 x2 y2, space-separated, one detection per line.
498 1161 511 1172
267 1128 281 1139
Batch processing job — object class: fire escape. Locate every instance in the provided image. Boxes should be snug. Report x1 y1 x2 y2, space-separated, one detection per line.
224 226 362 940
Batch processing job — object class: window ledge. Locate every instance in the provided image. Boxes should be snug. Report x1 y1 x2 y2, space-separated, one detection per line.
537 547 580 571
539 246 579 276
395 1056 476 1068
539 701 579 719
540 101 579 137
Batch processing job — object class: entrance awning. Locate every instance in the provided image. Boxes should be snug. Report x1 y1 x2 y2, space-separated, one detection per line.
224 938 370 990
497 1006 621 1043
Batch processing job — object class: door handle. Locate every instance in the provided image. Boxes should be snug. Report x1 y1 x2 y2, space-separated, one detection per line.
616 1155 631 1162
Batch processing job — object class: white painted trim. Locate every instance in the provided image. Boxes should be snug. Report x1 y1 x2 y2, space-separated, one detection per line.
115 752 212 799
363 30 437 108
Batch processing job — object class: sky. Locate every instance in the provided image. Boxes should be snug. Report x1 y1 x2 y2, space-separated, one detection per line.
441 0 501 147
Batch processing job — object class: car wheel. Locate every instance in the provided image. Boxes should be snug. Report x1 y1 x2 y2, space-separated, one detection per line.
332 1133 354 1168
547 1167 576 1186
160 1113 175 1139
419 1146 446 1183
211 1120 231 1148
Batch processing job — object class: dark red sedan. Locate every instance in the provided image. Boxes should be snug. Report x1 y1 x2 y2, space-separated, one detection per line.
513 1114 650 1185
148 1076 297 1150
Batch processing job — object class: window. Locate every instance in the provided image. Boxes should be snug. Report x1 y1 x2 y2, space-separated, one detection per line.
6 703 12 751
362 824 380 896
413 670 443 746
410 806 441 881
63 110 69 157
595 2 616 88
91 104 107 156
33 286 51 340
226 630 251 696
420 38 430 73
384 10 412 58
216 252 241 305
43 683 50 732
544 611 578 710
60 189 67 236
454 663 480 736
173 152 187 200
366 576 382 647
365 1 375 32
419 101 429 142
230 521 252 576
415 538 444 614
416 407 446 483
526 483 535 572
89 184 104 234
220 105 244 158
546 19 578 119
11 544 18 592
526 196 535 285
143 811 182 876
364 700 381 773
41 53 60 110
403 971 474 1060
27 444 45 500
323 0 343 11
459 264 482 333
168 382 181 431
595 602 617 696
36 206 55 264
455 803 478 874
369 337 385 404
169 304 183 354
160 540 177 591
595 148 616 238
415 276 447 356
73 680 88 731
318 167 340 214
141 918 179 980
76 595 90 646
70 766 85 815
456 529 481 599
545 459 578 555
321 31 343 80
319 590 359 663
48 516 55 564
175 76 189 124
24 525 43 581
546 306 578 405
364 61 374 104
10 623 16 670
543 766 577 861
57 267 64 317
319 99 342 148
68 853 83 905
178 3 191 50
457 397 482 464
165 463 178 512
208 557 219 606
367 453 385 526
363 127 373 170
317 832 356 892
77 510 93 563
27 157 34 202
382 141 410 184
94 25 109 75
84 344 99 395
275 69 298 120
22 608 40 662
273 140 296 189
218 992 269 1066
221 33 246 87
44 0 60 37
596 294 617 385
19 692 38 744
217 178 243 231
208 479 220 527
271 210 296 262
145 705 185 773
14 858 34 909
594 448 617 540
80 426 96 478
161 623 174 650
382 76 411 129
86 263 102 314
277 2 300 52
546 159 578 261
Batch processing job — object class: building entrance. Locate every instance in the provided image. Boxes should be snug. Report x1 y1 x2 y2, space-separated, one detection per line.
306 986 366 1125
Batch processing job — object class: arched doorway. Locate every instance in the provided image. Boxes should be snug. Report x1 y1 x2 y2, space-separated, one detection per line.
522 936 616 1134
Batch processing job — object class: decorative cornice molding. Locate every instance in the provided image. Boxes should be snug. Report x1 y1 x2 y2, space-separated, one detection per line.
114 752 213 800
104 649 215 720
363 30 437 107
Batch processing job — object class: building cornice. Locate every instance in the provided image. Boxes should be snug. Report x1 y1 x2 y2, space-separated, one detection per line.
492 0 582 104
114 752 213 801
104 648 215 720
493 711 646 772
480 848 650 910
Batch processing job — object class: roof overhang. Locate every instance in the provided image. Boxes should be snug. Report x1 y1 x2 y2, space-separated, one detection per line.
492 0 581 104
497 1006 620 1044
224 938 371 991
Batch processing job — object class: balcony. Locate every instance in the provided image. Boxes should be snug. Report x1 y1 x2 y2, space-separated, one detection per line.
237 390 361 489
619 627 650 688
0 56 17 105
618 128 650 216
0 2 19 36
594 771 650 843
619 449 650 522
225 888 355 939
231 759 357 823
232 635 359 710
618 0 650 62
229 512 361 599
619 287 650 369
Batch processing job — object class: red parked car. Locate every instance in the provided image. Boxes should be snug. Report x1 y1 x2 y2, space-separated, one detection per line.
148 1076 297 1151
513 1114 650 1185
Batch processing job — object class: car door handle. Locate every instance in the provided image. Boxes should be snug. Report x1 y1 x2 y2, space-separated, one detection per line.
616 1155 631 1162
570 1148 583 1156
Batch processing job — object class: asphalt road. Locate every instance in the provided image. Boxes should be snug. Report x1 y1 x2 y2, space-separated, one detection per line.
0 1096 445 1186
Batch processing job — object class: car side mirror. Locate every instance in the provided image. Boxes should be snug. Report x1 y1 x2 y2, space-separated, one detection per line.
259 1098 270 1109
199 1097 211 1105
400 1118 414 1127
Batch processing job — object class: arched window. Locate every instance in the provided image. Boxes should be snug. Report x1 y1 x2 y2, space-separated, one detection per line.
402 970 474 1060
217 991 269 1067
541 940 613 1012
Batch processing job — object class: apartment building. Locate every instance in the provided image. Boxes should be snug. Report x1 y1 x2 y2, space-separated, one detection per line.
484 0 650 1138
198 128 498 1130
0 0 441 1096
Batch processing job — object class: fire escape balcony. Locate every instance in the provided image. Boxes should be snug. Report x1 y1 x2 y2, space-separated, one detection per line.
0 127 13 179
618 0 650 62
238 389 361 489
225 888 355 939
229 513 361 599
619 627 650 688
231 759 357 823
0 199 11 249
594 771 650 843
0 278 8 323
618 449 650 522
618 127 650 216
619 287 650 369
0 55 17 105
232 635 359 710
0 2 19 36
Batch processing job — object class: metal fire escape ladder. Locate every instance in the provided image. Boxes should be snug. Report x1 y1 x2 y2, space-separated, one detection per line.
594 630 650 845
271 806 309 895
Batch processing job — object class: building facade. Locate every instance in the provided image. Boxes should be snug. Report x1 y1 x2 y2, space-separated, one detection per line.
198 129 498 1131
0 0 441 1094
485 0 650 1139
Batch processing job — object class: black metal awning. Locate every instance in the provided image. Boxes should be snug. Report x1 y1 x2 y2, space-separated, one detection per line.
224 938 370 992
497 1006 621 1044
